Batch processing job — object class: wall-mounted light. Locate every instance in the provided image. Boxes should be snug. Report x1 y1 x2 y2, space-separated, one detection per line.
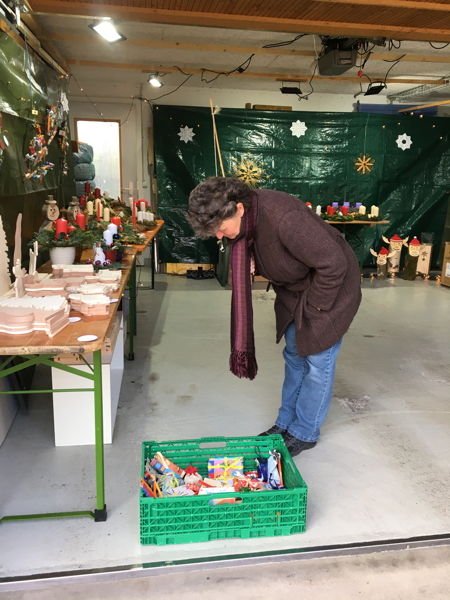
88 19 127 43
148 74 163 88
364 81 387 96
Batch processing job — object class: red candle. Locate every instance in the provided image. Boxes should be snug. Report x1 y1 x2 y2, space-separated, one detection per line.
111 216 121 227
96 201 101 221
341 206 349 215
79 195 87 207
55 217 68 237
67 224 77 233
132 200 137 226
84 182 91 194
76 212 86 230
326 206 335 216
94 188 101 199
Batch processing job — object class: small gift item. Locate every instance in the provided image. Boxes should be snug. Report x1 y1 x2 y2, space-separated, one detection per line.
150 452 185 479
208 456 244 483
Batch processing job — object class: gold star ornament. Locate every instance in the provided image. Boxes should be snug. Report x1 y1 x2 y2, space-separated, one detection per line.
354 154 375 175
229 157 269 188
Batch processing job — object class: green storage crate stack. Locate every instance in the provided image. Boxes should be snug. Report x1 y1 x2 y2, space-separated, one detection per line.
140 435 308 545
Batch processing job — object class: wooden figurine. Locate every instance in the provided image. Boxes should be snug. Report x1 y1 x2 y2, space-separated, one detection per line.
67 197 81 222
369 247 396 280
403 237 421 280
40 195 60 232
0 215 11 296
29 240 38 276
382 234 409 273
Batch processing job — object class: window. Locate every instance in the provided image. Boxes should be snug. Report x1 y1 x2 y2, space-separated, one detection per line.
75 119 122 198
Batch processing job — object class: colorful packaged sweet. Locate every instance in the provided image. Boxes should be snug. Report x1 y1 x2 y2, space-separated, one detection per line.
207 456 244 483
150 452 185 479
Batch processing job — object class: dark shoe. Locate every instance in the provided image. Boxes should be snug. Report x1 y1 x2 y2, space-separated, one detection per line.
258 425 286 437
283 432 317 457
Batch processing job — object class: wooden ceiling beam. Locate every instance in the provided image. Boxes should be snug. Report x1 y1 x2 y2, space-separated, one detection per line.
397 99 450 111
317 0 450 11
30 1 450 42
21 14 68 70
50 33 450 64
66 59 447 85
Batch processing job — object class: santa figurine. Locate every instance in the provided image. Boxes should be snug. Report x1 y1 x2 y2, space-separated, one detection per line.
39 195 60 231
369 246 396 280
382 233 409 273
403 237 421 281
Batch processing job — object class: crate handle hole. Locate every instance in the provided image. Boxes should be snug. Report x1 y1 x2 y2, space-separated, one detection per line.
199 441 227 449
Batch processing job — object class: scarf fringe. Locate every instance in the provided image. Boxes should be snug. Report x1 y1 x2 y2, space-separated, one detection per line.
230 350 258 381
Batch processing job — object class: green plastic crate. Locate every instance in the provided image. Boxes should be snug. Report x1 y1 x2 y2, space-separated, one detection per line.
140 435 308 545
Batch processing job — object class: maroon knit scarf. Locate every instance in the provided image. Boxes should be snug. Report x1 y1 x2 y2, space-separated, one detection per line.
229 194 258 380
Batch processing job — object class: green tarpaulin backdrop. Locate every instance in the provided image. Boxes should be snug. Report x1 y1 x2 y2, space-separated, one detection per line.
154 104 450 267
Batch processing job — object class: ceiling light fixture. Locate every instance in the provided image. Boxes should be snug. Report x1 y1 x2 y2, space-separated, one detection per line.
280 83 301 95
148 74 163 88
88 20 126 43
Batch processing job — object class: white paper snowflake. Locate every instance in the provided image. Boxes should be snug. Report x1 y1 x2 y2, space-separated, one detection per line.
290 120 307 138
178 126 195 144
396 133 412 151
60 92 69 114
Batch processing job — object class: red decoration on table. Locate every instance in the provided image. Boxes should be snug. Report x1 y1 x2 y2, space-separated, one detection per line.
84 182 91 194
94 188 101 199
326 206 335 216
79 195 87 207
67 224 77 233
55 217 68 237
341 206 349 215
76 213 86 229
111 216 121 227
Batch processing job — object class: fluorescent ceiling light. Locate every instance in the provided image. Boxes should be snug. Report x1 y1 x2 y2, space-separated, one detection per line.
148 75 163 88
89 20 126 43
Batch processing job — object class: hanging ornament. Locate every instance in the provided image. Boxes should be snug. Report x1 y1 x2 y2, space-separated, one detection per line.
290 120 308 138
60 92 69 114
396 133 412 151
229 155 268 188
178 125 195 143
354 154 375 175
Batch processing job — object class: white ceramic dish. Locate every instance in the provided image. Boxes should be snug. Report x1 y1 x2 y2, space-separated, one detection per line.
77 335 98 342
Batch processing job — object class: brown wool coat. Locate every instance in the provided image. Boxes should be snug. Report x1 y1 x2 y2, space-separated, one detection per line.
252 189 362 357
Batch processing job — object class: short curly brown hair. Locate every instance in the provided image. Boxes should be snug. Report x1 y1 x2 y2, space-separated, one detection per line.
187 177 252 239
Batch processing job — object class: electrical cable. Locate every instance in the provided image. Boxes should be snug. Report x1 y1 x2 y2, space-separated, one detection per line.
69 72 107 121
383 55 406 81
429 41 450 49
262 34 307 49
121 96 135 125
299 63 317 100
148 72 193 102
201 54 255 84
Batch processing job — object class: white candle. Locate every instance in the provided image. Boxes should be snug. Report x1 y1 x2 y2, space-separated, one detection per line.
147 212 154 221
107 223 118 235
137 211 144 222
371 206 379 217
316 205 321 216
103 230 113 246
103 190 110 198
140 201 146 212
103 207 110 222
86 200 94 215
359 206 366 215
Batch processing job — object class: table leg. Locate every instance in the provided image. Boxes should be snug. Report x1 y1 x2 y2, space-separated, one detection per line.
360 226 367 273
93 349 107 522
127 261 136 361
151 238 155 290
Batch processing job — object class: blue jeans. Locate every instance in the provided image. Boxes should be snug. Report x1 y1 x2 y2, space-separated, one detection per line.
275 322 342 442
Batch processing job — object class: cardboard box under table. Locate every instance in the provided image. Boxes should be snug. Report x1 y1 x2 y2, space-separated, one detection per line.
140 435 308 545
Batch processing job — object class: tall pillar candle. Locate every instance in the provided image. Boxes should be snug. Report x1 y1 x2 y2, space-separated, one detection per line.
94 188 101 199
371 206 379 217
96 201 101 221
79 195 87 207
140 200 148 212
107 223 118 235
55 217 68 237
76 212 85 230
86 200 94 215
84 182 91 194
103 207 110 222
316 205 321 216
132 201 137 226
341 206 349 215
359 205 366 215
103 229 113 247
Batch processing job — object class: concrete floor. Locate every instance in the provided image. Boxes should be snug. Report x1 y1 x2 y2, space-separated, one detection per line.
0 272 449 588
